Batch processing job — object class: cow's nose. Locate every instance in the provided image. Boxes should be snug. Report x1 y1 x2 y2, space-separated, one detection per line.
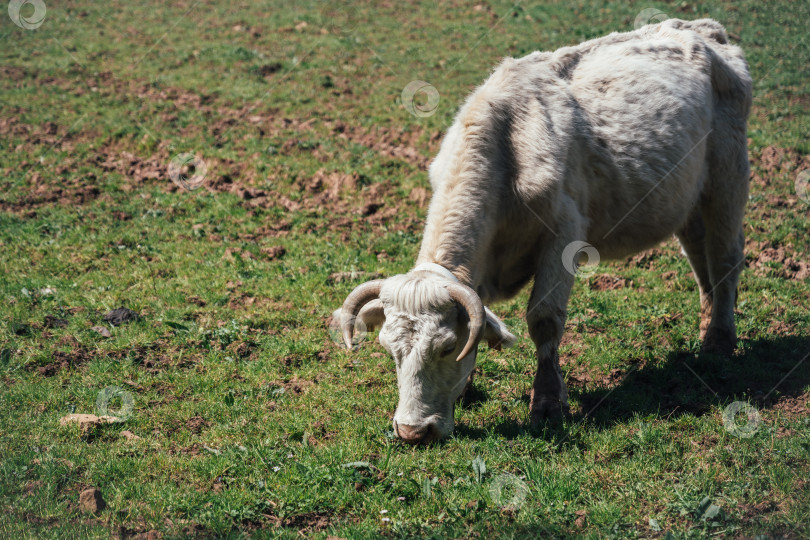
393 420 438 445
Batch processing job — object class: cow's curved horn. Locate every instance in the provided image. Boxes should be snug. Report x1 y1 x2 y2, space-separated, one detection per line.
446 283 485 362
340 280 384 348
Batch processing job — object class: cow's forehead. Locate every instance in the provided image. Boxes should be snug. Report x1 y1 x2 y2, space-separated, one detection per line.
380 303 459 356
382 305 449 334
378 273 455 316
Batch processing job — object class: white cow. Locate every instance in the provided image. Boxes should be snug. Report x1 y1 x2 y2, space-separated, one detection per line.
338 19 752 444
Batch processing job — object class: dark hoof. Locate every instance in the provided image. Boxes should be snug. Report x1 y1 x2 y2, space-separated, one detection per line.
701 327 736 357
529 399 570 427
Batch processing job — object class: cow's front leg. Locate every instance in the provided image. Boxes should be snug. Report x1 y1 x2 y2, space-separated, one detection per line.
527 248 576 424
528 303 571 424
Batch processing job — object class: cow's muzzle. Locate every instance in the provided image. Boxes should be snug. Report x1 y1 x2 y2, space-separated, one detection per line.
393 419 440 445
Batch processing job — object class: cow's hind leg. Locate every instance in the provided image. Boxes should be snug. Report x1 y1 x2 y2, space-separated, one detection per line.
700 139 749 356
676 210 714 341
701 208 745 356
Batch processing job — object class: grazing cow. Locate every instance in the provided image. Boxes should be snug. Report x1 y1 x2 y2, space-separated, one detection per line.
337 19 751 444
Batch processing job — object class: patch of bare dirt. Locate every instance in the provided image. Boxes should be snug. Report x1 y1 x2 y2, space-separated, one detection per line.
329 121 442 168
776 426 797 438
567 365 628 390
767 319 797 336
0 114 31 139
746 240 810 281
117 529 163 540
327 270 384 285
227 293 292 311
408 186 430 208
257 510 331 534
274 374 314 395
203 162 409 230
43 315 69 329
307 420 338 446
185 416 210 435
589 274 630 291
261 245 286 260
287 167 360 213
750 145 810 187
34 347 93 377
651 312 683 329
0 170 103 214
103 306 139 326
116 515 204 539
771 392 809 420
225 340 257 359
4 69 434 231
96 150 165 185
21 512 60 527
23 480 44 498
0 65 27 81
558 332 586 357
739 500 780 524
284 511 332 532
108 338 199 372
625 247 669 270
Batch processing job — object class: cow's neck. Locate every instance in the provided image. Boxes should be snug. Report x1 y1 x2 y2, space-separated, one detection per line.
415 188 493 290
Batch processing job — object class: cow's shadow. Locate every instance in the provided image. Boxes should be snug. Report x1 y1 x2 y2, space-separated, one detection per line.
456 335 810 442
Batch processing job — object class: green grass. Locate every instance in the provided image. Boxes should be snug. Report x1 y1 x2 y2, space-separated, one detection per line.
1 0 808 537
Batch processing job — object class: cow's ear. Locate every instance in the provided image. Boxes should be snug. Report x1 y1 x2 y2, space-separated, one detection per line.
482 307 517 350
356 298 385 332
332 299 386 334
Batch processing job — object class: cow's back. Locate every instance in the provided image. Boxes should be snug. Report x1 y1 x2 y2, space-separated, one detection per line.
557 19 750 256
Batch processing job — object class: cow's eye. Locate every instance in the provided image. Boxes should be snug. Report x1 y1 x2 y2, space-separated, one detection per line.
440 341 457 357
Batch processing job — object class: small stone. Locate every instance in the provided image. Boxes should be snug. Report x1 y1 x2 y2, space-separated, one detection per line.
103 307 139 326
91 326 112 338
60 414 118 434
120 430 141 441
79 487 106 513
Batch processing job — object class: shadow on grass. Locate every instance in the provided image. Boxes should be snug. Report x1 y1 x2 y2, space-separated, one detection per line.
573 335 810 428
458 335 810 441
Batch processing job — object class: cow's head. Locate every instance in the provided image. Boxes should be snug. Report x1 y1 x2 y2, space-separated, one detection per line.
338 267 516 444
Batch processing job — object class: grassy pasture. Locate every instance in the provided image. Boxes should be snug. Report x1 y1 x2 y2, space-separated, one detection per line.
0 0 808 538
